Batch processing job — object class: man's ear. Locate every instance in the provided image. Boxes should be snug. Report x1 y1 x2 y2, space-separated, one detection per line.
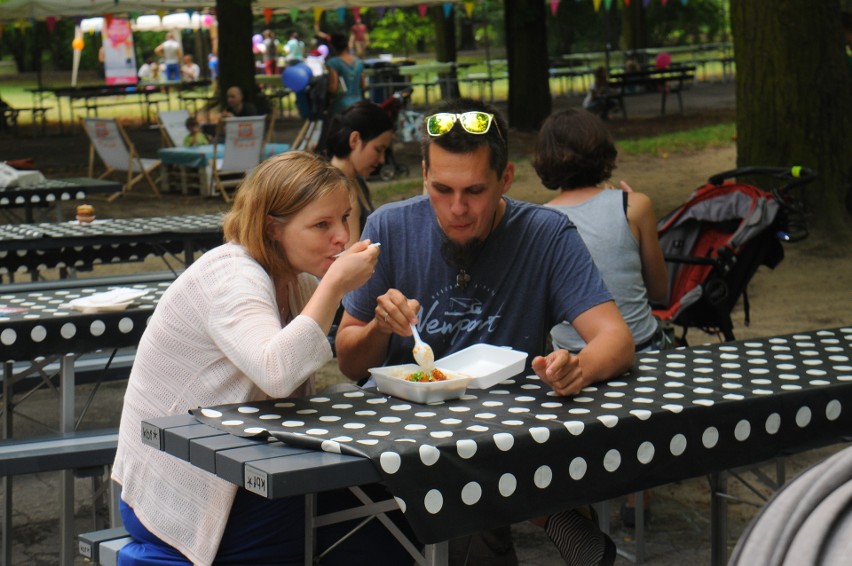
501 162 515 195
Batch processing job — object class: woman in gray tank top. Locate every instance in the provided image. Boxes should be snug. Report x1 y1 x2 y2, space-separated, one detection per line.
533 108 668 353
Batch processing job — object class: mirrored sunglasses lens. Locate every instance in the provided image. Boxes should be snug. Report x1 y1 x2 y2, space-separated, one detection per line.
459 112 492 134
426 113 456 136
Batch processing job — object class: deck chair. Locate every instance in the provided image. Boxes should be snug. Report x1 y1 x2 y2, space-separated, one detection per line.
81 117 161 202
209 115 266 202
157 109 191 147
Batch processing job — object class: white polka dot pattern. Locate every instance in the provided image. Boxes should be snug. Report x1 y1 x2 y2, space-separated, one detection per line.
190 327 852 545
0 213 222 276
0 280 169 361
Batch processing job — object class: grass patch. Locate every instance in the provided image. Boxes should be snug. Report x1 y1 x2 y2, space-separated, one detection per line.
371 176 423 204
618 122 735 156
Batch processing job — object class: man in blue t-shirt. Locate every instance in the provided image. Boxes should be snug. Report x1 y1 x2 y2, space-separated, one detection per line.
337 99 631 566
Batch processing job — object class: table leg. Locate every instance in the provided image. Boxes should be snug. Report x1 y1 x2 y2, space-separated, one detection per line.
59 354 76 565
709 470 729 566
424 541 448 566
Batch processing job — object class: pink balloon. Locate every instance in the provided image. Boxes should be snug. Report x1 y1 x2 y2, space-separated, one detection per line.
655 52 672 69
202 15 213 27
252 33 263 45
317 44 329 58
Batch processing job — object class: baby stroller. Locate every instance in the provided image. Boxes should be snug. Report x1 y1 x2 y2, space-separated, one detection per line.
370 87 423 181
651 166 815 345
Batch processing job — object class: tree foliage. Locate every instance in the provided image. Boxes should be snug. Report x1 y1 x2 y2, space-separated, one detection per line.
731 0 851 232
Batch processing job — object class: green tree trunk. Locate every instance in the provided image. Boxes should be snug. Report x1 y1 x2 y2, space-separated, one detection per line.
731 0 852 232
216 0 258 108
504 0 551 131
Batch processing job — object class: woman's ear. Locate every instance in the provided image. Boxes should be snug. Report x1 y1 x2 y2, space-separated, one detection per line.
264 215 279 241
348 130 361 150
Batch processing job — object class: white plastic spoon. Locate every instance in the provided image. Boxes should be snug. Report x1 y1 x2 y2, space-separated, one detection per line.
410 323 435 370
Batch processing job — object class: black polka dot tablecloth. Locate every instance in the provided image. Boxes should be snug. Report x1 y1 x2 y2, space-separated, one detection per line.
0 178 119 209
0 279 170 362
192 328 852 544
0 213 223 276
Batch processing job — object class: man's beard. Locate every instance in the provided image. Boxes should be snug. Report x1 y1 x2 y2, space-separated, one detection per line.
440 237 486 289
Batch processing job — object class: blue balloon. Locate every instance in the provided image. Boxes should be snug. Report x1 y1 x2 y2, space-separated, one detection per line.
282 63 312 93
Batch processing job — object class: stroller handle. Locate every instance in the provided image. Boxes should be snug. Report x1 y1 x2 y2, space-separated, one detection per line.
707 166 817 194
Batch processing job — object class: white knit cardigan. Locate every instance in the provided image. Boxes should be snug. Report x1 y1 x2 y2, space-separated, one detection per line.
112 243 333 566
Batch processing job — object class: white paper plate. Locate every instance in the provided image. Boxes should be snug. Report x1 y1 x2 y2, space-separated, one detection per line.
67 287 148 312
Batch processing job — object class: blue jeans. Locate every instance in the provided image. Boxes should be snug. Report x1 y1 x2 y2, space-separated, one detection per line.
119 486 417 565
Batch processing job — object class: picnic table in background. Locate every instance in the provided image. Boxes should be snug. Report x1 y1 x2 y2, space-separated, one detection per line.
0 177 120 223
607 64 697 118
0 212 223 281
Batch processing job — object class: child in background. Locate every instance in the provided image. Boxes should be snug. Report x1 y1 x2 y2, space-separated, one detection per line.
183 117 209 147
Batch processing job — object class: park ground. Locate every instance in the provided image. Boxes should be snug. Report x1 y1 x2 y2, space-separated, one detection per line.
1 79 851 564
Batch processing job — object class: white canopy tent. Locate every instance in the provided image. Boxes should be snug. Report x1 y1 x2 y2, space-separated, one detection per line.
0 0 434 21
80 13 207 33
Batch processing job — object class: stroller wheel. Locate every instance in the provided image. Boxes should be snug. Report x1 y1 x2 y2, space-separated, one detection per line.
379 164 396 181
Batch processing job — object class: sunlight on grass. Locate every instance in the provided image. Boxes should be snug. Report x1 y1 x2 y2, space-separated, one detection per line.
618 123 736 156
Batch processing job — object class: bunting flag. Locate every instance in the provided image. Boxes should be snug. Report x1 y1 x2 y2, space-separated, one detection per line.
662 0 669 5
376 7 386 18
624 0 630 6
337 7 346 21
442 3 453 18
418 4 429 18
353 7 361 20
46 16 56 33
550 0 560 16
290 8 299 23
644 0 651 6
156 10 166 21
104 14 114 28
463 2 475 17
313 7 324 25
682 0 688 4
604 0 613 9
593 0 602 12
263 8 273 24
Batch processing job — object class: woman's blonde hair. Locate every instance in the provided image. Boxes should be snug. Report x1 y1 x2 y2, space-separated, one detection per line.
223 151 351 281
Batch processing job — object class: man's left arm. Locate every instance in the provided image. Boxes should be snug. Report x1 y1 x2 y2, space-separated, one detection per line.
532 301 633 396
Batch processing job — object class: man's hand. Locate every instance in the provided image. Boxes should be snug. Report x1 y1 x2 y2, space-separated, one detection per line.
531 350 586 397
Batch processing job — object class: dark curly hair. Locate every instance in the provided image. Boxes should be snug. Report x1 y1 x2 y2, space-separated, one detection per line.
532 108 617 191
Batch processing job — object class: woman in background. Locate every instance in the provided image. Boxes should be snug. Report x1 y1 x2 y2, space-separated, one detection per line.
534 108 668 535
325 32 366 115
321 100 393 247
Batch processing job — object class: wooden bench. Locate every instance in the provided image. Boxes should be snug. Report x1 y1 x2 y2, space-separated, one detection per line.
0 430 120 565
607 64 696 118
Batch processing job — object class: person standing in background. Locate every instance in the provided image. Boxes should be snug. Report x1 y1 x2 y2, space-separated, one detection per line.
349 16 370 58
325 33 365 115
262 30 279 75
155 31 183 82
284 31 305 64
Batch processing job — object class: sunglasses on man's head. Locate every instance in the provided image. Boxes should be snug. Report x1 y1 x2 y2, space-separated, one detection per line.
425 111 497 137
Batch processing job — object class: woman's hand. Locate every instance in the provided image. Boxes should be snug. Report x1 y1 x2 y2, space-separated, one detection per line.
326 239 379 296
